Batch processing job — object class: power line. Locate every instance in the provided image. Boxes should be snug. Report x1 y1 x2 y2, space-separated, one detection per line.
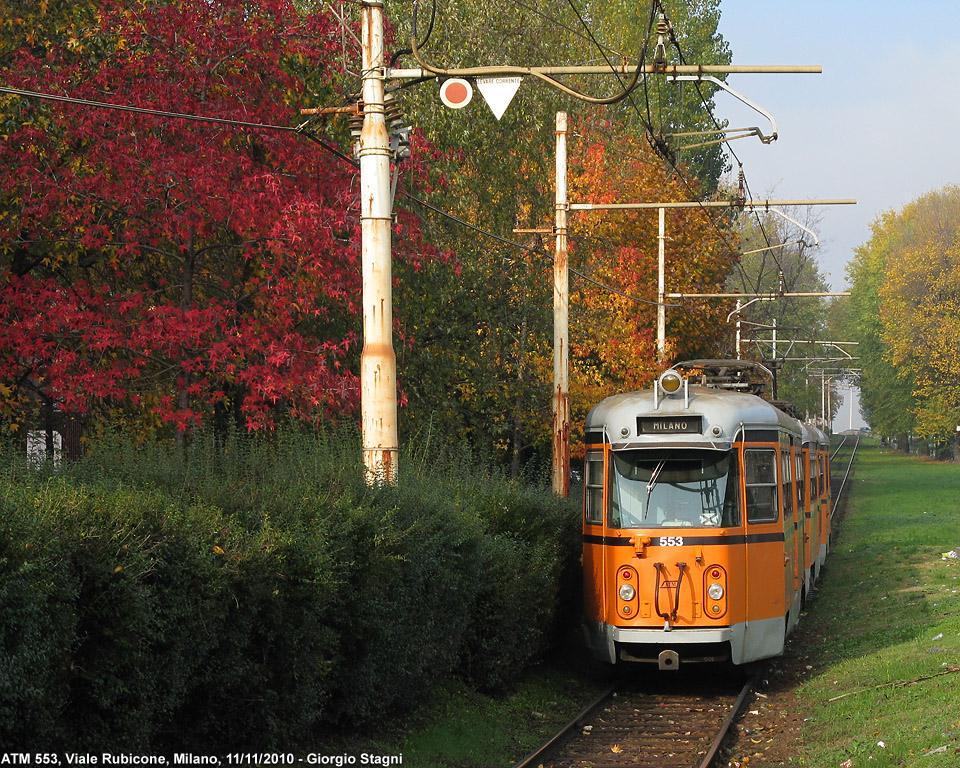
3 83 671 310
506 0 630 60
0 86 305 134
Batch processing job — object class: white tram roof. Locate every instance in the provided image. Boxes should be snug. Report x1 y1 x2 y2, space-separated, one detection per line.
801 421 830 449
585 385 803 451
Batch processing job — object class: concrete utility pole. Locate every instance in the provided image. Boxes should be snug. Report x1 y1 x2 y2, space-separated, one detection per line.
359 0 398 484
553 112 570 498
353 9 827 487
546 112 853 496
657 207 666 362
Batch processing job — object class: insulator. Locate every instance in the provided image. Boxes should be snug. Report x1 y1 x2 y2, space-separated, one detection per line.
350 93 406 138
349 95 364 138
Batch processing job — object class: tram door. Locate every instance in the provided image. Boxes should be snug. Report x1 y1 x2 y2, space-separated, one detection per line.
742 442 788 662
785 442 801 631
582 448 607 622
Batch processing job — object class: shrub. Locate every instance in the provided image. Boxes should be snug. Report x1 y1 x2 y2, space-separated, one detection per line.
0 428 581 748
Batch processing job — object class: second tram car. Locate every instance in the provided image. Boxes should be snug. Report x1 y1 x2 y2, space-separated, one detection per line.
583 360 831 669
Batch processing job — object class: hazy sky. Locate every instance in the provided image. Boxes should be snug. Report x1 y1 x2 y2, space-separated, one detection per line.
715 0 960 291
711 1 960 428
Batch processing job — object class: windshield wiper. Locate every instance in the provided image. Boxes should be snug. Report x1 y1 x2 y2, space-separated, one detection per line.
643 460 667 520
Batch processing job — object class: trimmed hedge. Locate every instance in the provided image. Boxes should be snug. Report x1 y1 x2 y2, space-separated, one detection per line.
0 429 580 750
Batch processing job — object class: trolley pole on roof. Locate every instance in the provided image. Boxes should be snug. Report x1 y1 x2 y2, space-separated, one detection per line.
359 0 398 484
553 112 571 497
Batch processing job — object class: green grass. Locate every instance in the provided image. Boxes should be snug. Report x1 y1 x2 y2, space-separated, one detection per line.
795 440 960 766
336 660 610 768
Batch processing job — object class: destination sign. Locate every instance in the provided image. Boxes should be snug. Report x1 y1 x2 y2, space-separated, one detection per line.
637 415 703 435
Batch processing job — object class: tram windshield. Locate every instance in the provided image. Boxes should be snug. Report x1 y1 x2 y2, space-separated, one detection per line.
608 449 740 529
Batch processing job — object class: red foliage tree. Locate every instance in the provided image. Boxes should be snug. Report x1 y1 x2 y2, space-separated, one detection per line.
0 0 435 437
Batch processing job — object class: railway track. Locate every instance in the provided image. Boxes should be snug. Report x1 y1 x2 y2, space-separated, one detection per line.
513 672 756 768
830 433 860 519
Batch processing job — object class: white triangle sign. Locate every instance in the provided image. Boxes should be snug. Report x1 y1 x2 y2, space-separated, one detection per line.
476 76 523 120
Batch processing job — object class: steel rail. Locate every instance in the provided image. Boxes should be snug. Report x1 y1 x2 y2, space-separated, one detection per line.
697 673 760 768
831 434 860 518
830 432 849 462
510 682 618 768
512 673 756 768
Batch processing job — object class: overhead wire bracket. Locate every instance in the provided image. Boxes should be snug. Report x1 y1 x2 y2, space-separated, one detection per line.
666 74 779 144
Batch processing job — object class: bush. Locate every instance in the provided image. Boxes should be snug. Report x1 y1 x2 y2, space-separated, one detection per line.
0 428 580 749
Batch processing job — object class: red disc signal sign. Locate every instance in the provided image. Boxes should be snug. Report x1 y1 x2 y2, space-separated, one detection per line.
439 78 473 109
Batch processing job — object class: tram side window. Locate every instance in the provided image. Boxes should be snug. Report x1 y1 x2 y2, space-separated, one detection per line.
797 453 805 509
780 450 792 519
745 448 779 523
722 451 741 527
584 451 604 525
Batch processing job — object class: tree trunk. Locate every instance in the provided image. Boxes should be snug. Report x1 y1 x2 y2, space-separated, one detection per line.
176 237 196 450
509 315 529 479
952 433 960 463
898 433 910 453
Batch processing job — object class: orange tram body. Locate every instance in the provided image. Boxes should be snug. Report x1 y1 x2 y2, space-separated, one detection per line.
582 361 832 670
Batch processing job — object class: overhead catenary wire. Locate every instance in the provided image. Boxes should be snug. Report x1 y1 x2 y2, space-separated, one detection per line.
544 0 726 351
408 0 650 106
653 3 798 296
3 4 797 338
390 0 813 320
1 83 673 310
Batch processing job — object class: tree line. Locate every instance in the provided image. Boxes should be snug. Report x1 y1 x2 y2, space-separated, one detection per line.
843 186 960 461
1 0 838 467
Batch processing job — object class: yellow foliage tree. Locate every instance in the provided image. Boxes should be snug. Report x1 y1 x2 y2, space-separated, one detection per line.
567 129 737 431
876 186 960 459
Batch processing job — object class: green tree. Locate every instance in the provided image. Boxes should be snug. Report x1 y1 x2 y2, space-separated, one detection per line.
843 216 916 450
388 0 735 469
876 188 960 459
728 206 838 421
842 189 960 458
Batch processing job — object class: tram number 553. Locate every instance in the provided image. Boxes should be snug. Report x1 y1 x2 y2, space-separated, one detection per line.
659 536 684 546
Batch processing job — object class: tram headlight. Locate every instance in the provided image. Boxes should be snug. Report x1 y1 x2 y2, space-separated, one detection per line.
658 369 683 395
619 584 636 601
707 582 724 600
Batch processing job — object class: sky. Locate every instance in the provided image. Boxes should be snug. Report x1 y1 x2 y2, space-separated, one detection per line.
711 1 960 429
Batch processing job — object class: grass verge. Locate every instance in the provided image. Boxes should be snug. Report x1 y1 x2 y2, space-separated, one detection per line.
334 655 611 768
795 440 960 766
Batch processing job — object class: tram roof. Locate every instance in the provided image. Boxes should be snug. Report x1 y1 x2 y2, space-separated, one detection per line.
802 421 830 448
585 385 803 451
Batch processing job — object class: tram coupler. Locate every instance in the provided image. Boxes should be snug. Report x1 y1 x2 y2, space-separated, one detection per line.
658 649 680 670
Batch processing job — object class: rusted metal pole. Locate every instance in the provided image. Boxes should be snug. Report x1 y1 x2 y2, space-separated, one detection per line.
735 300 742 360
657 206 666 362
553 112 570 498
359 0 398 484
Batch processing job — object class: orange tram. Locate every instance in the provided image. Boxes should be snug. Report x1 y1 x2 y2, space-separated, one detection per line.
582 360 831 670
